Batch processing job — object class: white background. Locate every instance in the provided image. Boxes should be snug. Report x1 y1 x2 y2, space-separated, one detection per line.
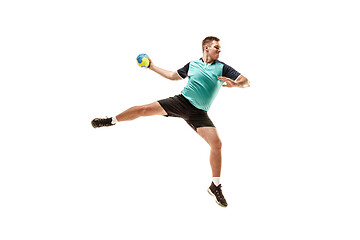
1 0 359 239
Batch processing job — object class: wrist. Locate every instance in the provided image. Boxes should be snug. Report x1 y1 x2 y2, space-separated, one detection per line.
149 63 156 71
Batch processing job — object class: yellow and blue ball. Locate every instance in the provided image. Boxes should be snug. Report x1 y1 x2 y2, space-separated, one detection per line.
136 53 150 68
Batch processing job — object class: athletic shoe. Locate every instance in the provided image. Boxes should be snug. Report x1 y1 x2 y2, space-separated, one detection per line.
208 182 228 207
91 117 115 128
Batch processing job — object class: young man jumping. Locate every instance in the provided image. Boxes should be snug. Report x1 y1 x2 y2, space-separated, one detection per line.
91 36 250 207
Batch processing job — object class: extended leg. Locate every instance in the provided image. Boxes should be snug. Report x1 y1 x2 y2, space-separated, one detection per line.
92 101 166 128
115 102 167 122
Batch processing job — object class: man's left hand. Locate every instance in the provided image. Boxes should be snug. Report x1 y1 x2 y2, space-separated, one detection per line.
218 76 250 88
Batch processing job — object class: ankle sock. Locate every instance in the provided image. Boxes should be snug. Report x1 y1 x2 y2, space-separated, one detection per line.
111 117 118 124
212 177 220 186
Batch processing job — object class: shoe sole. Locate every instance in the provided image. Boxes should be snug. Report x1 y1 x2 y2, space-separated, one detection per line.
207 188 227 208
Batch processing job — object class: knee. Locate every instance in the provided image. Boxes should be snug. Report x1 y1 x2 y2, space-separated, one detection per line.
211 139 222 150
136 105 152 116
135 106 146 116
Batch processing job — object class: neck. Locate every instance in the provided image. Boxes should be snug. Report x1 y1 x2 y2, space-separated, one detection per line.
202 54 215 64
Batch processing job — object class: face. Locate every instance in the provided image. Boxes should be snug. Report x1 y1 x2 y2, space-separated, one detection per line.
205 40 221 60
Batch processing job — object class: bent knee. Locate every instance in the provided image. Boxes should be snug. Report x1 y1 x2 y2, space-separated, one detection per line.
211 139 222 150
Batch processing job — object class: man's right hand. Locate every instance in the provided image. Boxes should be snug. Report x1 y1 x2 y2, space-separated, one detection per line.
148 57 154 70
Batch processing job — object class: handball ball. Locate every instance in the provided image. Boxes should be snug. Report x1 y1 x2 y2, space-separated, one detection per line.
136 53 150 68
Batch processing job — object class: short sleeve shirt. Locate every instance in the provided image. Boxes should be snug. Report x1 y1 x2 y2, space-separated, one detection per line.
177 58 241 111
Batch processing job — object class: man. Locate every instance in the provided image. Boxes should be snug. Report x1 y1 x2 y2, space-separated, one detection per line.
91 36 250 207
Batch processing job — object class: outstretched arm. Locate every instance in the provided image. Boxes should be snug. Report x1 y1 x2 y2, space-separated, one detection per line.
148 58 182 81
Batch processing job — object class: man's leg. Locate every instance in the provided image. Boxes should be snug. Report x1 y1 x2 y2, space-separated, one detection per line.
92 102 166 128
197 127 228 207
115 102 167 122
196 127 222 177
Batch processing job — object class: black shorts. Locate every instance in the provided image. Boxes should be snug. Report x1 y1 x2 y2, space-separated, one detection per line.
157 94 215 131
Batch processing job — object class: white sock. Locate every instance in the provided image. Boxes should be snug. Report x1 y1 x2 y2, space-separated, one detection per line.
212 177 221 186
111 117 118 124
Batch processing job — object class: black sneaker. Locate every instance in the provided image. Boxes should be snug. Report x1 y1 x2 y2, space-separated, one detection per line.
208 182 228 207
91 117 115 128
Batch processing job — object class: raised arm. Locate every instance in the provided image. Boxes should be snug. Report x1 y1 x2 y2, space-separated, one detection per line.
148 58 182 81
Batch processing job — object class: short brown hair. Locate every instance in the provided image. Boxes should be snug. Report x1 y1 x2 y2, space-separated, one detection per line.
202 36 220 52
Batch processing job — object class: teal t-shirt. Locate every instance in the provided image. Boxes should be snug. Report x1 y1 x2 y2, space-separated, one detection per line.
177 58 241 111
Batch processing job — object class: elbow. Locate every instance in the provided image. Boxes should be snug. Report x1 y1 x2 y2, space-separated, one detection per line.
170 71 181 81
240 75 248 83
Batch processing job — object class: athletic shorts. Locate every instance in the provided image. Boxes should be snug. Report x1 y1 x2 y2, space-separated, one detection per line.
157 94 215 131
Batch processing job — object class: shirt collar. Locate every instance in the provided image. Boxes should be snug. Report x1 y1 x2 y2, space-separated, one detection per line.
200 58 218 65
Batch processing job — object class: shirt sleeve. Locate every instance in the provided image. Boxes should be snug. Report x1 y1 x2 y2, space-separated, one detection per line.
222 63 241 81
177 62 190 79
